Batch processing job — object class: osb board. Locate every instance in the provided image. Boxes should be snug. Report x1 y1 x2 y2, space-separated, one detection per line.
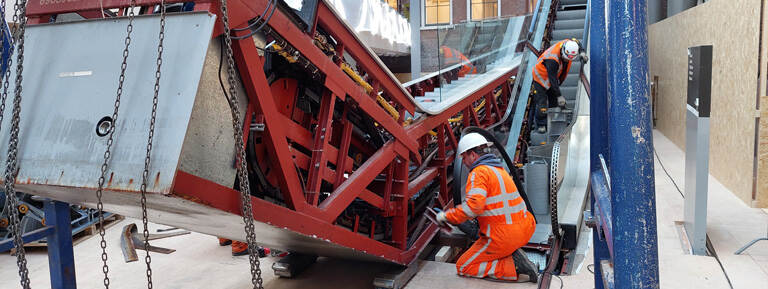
648 0 761 205
758 94 768 207
757 1 768 208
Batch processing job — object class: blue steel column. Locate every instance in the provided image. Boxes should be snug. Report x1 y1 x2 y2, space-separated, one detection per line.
44 200 77 289
608 0 660 288
589 0 611 288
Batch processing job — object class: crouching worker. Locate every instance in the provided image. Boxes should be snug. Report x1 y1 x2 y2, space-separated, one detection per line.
436 133 538 282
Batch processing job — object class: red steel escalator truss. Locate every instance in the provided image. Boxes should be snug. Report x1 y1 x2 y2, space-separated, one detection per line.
26 0 518 265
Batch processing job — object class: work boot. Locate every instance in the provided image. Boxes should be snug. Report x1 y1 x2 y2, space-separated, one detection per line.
512 249 539 283
218 237 232 246
557 96 567 108
231 241 249 256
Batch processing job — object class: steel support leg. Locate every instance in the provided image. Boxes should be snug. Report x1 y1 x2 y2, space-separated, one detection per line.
607 0 660 288
589 0 611 288
43 200 77 289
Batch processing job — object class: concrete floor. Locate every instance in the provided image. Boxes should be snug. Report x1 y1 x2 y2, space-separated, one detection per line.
2 130 767 288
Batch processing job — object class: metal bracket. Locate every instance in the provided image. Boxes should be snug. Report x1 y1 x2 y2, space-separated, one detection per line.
120 223 190 262
373 259 422 289
272 252 318 278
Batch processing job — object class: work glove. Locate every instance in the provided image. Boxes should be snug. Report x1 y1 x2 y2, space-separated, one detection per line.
435 211 449 227
557 96 567 108
580 52 589 63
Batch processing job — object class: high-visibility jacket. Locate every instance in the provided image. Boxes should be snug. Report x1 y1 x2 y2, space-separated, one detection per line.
445 164 536 280
532 40 572 91
445 165 531 227
441 46 478 77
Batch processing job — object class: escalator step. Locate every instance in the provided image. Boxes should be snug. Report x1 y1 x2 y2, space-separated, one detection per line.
560 0 588 5
554 19 584 30
562 76 579 87
560 87 577 97
552 28 584 41
555 9 586 20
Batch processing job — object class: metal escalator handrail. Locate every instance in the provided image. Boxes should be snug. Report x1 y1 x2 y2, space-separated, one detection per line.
501 0 556 158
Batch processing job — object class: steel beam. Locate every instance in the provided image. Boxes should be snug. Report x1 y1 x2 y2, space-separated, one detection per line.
607 0 660 288
44 200 77 289
589 0 611 287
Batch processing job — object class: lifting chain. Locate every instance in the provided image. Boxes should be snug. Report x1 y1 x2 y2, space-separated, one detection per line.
218 0 264 287
94 1 137 288
138 1 167 288
2 0 32 287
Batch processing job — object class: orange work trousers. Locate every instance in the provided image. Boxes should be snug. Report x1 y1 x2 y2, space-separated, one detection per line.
455 213 536 280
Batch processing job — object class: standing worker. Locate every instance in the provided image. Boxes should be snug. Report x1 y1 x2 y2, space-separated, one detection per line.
531 39 587 133
436 133 538 282
440 45 478 77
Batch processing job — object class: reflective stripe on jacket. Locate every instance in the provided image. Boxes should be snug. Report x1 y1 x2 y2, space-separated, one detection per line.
532 40 572 90
445 165 529 226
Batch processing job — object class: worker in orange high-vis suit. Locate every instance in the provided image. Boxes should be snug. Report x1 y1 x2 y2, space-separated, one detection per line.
530 39 587 133
440 46 478 77
436 133 538 283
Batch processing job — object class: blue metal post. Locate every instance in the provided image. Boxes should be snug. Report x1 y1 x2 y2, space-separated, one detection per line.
608 0 660 288
589 0 611 288
43 200 77 289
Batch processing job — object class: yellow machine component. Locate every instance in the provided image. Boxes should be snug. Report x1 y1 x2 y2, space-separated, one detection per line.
447 99 487 124
340 63 400 120
340 63 374 92
271 43 299 63
377 95 400 120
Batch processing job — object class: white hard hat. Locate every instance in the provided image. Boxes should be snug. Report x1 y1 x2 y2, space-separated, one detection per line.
457 133 491 155
561 40 580 61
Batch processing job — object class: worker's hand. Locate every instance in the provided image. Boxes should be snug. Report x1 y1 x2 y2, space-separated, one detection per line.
435 211 449 226
580 52 589 63
557 96 567 108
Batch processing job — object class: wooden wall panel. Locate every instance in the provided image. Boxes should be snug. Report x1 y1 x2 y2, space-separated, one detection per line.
649 0 762 206
757 1 768 208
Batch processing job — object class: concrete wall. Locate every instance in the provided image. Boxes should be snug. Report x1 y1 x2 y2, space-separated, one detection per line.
649 0 764 206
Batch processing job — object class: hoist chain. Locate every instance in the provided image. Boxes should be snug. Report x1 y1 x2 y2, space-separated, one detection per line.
3 0 31 287
139 1 167 288
218 0 264 287
94 2 137 288
0 0 12 134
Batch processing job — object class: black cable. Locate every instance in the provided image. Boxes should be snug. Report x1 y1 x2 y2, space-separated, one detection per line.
707 235 735 289
537 272 565 289
586 263 594 274
653 147 734 289
232 0 274 32
231 0 278 40
218 37 229 102
553 274 564 289
652 148 684 198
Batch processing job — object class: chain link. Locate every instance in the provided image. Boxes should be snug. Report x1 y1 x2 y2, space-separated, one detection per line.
2 0 32 287
138 2 167 288
0 0 11 134
218 0 263 287
94 3 137 288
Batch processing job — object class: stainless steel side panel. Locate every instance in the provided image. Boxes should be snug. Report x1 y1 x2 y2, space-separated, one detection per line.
0 13 217 194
